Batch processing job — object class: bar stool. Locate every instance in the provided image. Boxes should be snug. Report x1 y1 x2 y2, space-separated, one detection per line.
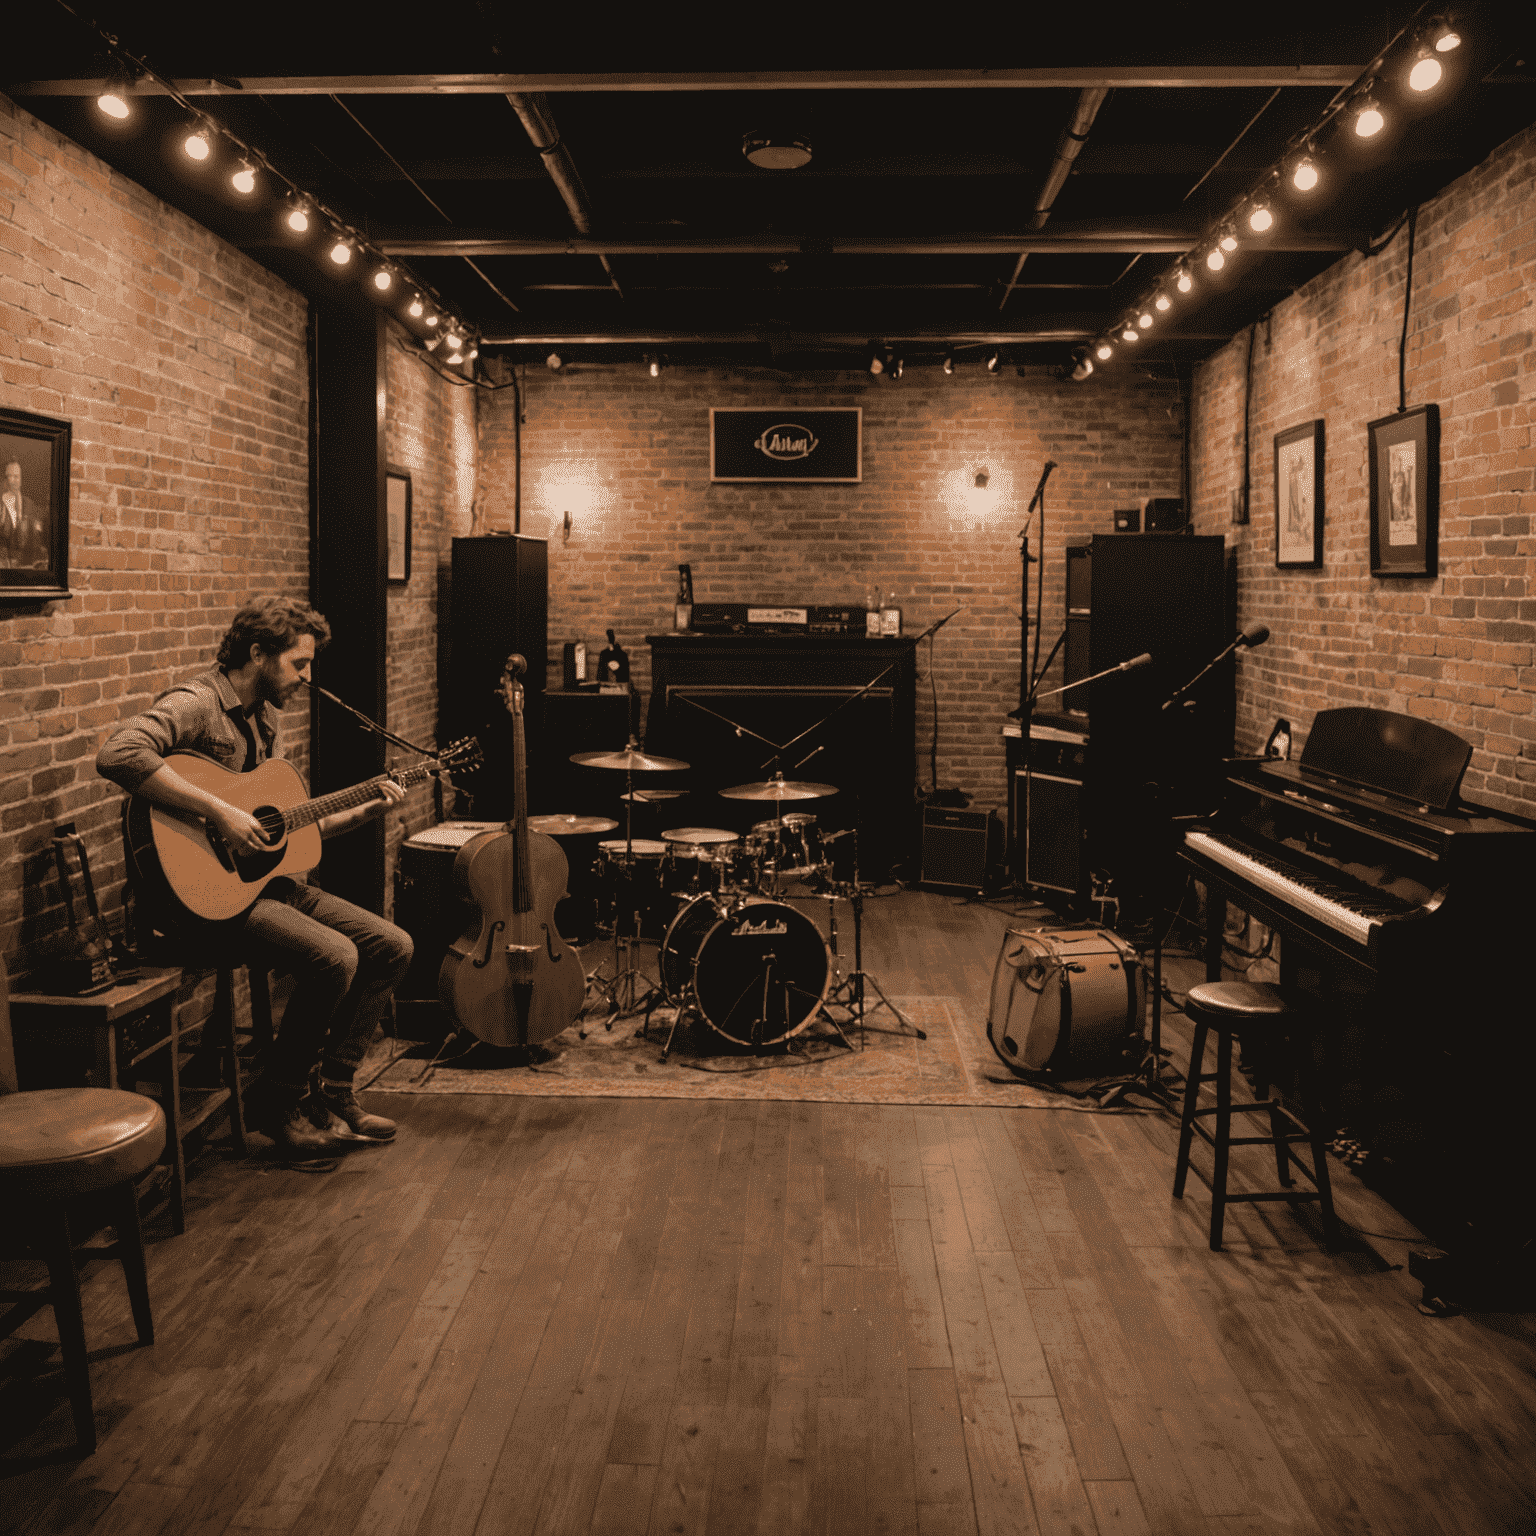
1172 981 1339 1251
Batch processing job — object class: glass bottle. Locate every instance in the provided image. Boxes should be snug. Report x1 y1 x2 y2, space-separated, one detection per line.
865 585 882 638
880 589 902 637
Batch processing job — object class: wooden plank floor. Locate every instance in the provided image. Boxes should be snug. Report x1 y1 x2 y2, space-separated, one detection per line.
5 890 1536 1535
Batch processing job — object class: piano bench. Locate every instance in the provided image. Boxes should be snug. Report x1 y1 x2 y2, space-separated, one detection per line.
1172 982 1339 1253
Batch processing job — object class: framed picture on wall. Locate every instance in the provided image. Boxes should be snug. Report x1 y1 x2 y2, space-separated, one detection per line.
1274 418 1324 569
0 406 71 604
1368 404 1439 578
386 465 411 584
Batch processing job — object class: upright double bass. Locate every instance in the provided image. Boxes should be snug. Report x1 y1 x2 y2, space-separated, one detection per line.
439 655 584 1048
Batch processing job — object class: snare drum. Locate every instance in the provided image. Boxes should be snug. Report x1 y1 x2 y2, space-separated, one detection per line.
596 838 670 938
986 928 1143 1074
748 813 824 880
662 828 744 899
660 894 831 1047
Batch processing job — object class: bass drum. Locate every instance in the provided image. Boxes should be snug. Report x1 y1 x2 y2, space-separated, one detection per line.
661 895 831 1048
986 927 1143 1075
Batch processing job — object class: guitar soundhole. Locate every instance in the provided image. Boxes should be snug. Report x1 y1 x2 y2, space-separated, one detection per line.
254 806 286 845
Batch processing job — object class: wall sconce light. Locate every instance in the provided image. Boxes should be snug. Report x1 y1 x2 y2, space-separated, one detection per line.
562 509 573 541
974 467 991 490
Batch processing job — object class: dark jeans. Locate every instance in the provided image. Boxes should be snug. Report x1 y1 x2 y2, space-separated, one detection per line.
237 880 413 1091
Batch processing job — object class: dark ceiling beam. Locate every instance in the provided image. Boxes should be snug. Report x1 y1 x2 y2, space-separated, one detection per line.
477 328 1245 346
10 66 1365 96
376 232 1356 257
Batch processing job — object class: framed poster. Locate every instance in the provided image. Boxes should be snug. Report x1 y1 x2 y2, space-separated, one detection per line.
1274 418 1324 569
0 406 71 603
1368 404 1439 578
386 465 411 584
710 408 862 482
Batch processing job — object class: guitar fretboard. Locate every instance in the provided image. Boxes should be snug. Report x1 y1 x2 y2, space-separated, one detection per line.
282 761 440 833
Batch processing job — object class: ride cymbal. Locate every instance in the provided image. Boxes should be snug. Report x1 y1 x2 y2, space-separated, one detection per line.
528 814 619 836
571 747 690 772
619 789 687 804
719 778 838 802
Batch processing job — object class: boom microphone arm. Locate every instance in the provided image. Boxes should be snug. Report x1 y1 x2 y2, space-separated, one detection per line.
1032 651 1153 702
1161 623 1270 712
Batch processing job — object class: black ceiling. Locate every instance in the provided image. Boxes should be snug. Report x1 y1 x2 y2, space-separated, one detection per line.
8 3 1535 377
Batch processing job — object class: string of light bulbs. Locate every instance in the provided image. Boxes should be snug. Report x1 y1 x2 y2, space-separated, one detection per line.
68 5 480 368
1077 10 1464 380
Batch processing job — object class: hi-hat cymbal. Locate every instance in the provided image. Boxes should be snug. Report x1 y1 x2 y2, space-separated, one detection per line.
571 747 690 772
528 814 618 836
719 778 839 802
619 789 687 804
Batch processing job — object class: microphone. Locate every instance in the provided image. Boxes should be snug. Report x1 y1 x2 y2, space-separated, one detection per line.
1162 625 1273 711
1119 652 1153 672
1032 652 1154 701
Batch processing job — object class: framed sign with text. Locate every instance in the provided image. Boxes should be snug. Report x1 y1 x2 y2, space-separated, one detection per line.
710 408 862 483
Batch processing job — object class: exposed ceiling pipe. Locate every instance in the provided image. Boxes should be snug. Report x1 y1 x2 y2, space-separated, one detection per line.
999 87 1110 310
505 91 625 300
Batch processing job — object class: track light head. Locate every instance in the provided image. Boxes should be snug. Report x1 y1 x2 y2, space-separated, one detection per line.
1177 267 1193 293
97 60 135 120
1292 156 1319 192
1207 248 1226 271
283 196 311 234
546 350 563 370
1069 350 1094 382
942 351 955 376
408 294 424 318
183 123 211 162
1155 293 1171 311
373 267 393 291
1432 18 1461 52
328 237 352 266
1409 48 1444 92
231 161 256 195
1354 93 1385 137
1249 203 1273 233
1095 342 1113 361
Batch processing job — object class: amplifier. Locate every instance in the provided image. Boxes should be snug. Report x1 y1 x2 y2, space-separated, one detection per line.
920 805 992 891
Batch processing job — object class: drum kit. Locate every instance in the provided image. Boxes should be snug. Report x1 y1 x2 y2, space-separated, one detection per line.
560 741 918 1058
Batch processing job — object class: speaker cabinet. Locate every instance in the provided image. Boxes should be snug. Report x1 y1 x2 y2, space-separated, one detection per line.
444 535 547 820
921 806 991 891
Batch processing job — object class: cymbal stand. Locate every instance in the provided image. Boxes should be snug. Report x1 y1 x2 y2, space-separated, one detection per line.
820 829 925 1045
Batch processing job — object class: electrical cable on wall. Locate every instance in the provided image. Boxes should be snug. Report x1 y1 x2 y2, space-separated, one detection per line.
1398 206 1420 413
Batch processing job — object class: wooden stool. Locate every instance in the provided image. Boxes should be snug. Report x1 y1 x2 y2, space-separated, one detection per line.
1 956 166 1455
1172 981 1339 1252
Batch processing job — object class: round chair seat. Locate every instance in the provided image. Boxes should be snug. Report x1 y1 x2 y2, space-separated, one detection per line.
0 1088 166 1201
1186 981 1296 1027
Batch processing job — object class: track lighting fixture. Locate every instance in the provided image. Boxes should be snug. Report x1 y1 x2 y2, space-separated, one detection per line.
1354 94 1385 137
1121 326 1138 342
985 351 1001 373
1069 351 1094 382
466 345 478 362
1219 230 1238 253
447 349 464 365
408 294 424 318
942 351 955 376
1207 248 1226 271
546 350 563 370
1155 294 1171 312
1248 203 1273 233
1432 18 1461 52
1408 47 1444 92
868 342 894 377
1137 312 1153 329
1095 342 1113 361
231 162 256 195
183 124 211 162
328 238 352 266
373 267 392 291
1292 156 1319 192
283 196 311 234
425 336 441 352
1177 268 1193 293
893 356 904 380
445 332 463 350
97 60 135 120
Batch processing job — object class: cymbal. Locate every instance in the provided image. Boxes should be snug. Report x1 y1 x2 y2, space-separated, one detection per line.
528 814 618 836
619 789 687 804
571 747 690 772
719 778 839 802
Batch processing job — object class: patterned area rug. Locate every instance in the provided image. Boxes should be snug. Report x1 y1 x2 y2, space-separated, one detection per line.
359 996 1148 1111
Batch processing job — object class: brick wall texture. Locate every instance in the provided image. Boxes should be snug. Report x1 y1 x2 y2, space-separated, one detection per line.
476 361 1183 814
1189 122 1536 816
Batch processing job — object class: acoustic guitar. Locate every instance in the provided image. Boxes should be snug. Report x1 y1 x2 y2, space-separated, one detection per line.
125 738 482 924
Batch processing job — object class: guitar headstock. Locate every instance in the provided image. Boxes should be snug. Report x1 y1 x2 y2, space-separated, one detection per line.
437 736 485 776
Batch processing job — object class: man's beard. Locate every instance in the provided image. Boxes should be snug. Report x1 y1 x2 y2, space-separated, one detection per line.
257 659 298 708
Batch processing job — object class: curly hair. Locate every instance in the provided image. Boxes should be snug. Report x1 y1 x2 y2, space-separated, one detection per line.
216 596 332 669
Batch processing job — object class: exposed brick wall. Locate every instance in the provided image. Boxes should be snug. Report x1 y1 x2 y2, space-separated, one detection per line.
0 95 312 981
1189 121 1535 816
477 362 1183 814
382 319 480 910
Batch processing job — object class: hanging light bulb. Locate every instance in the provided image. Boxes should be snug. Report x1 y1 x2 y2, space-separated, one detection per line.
1355 95 1385 137
373 267 393 291
183 125 212 162
1249 203 1274 233
1177 268 1193 293
1155 293 1172 312
97 62 134 120
1409 48 1443 92
328 238 352 266
1121 326 1139 342
466 345 479 362
1292 156 1319 192
1220 230 1239 253
1433 20 1461 52
1095 342 1113 361
445 332 463 350
284 197 311 234
231 162 257 195
1138 312 1153 329
1207 248 1226 271
408 294 424 318
425 313 438 327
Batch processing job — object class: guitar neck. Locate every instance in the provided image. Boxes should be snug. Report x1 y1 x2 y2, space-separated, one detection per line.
285 761 436 833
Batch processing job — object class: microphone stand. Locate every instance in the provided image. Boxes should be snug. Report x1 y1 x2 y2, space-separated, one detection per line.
1161 635 1247 713
302 679 438 758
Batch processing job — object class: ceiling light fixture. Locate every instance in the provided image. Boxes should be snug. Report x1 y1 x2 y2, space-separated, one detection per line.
1207 248 1226 271
1408 47 1444 92
1433 19 1461 52
1138 312 1154 329
183 124 212 162
1292 155 1319 192
408 294 424 318
1095 342 1113 361
742 131 813 170
425 312 438 327
1355 94 1385 137
97 61 135 120
373 267 393 291
328 238 352 266
1155 293 1172 312
1219 230 1239 253
1249 203 1273 233
230 161 256 195
546 350 563 370
1177 268 1193 293
1121 326 1138 342
283 197 311 234
445 332 463 350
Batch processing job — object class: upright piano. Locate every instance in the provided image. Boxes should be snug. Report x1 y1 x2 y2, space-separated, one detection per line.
1176 707 1535 1272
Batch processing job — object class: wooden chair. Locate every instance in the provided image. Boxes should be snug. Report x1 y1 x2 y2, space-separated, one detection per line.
0 953 166 1456
1172 980 1340 1252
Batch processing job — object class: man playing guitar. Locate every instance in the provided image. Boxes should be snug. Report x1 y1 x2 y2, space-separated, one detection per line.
96 596 413 1155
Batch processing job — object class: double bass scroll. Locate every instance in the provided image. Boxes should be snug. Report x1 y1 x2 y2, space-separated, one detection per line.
439 655 584 1049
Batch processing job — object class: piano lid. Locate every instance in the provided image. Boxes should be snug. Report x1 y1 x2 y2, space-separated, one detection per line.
1299 707 1472 812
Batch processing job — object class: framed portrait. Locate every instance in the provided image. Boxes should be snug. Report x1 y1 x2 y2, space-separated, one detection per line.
1 407 71 603
386 465 411 584
1368 404 1439 578
1274 418 1324 569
